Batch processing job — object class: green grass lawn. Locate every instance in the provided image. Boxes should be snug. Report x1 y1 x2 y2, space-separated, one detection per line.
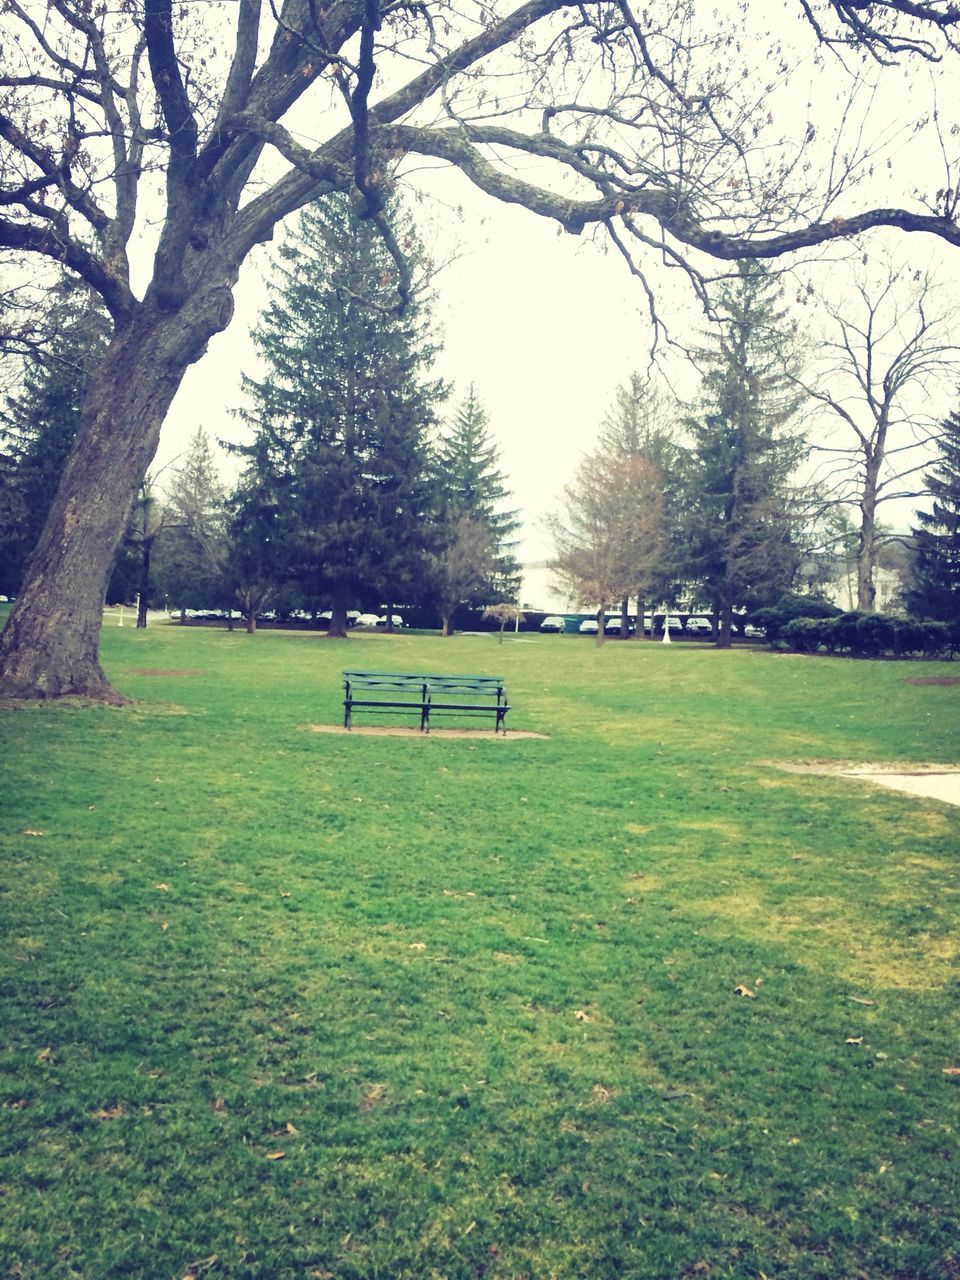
2 620 959 1279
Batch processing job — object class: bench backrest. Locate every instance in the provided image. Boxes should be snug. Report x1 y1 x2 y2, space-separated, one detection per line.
344 671 505 698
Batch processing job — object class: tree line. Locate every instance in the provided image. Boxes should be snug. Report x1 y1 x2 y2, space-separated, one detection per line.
1 195 521 636
4 231 959 646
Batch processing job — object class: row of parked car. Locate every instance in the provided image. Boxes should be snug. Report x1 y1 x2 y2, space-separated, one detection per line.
540 614 701 635
168 608 404 626
540 615 761 636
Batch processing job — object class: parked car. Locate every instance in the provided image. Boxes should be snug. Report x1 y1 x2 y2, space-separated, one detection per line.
540 615 566 633
354 612 381 627
579 618 599 634
688 617 712 635
605 615 633 634
376 614 404 628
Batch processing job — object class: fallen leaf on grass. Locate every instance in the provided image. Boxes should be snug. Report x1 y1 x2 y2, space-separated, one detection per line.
36 1047 53 1062
279 891 291 898
359 1083 388 1112
849 996 876 1006
408 942 427 951
845 1037 864 1045
23 830 45 837
211 1097 227 1113
180 1256 219 1280
943 1067 960 1076
154 883 170 891
574 1009 592 1022
265 1151 285 1160
285 1122 299 1135
733 985 755 998
92 1105 124 1120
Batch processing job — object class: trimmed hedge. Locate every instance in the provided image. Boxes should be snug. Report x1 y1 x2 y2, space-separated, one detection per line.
780 612 959 658
750 593 842 642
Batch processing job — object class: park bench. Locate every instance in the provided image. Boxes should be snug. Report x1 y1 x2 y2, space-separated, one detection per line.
343 671 510 734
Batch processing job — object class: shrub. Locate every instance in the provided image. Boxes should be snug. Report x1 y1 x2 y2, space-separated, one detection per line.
781 611 957 658
780 617 825 652
751 593 842 643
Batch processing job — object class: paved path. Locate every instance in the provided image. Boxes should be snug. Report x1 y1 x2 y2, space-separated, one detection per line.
840 769 960 807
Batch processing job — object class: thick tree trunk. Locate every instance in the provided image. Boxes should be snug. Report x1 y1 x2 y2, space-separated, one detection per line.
595 602 606 647
0 282 238 699
328 588 348 639
442 613 454 637
619 594 630 638
635 594 646 639
716 590 734 649
245 611 257 634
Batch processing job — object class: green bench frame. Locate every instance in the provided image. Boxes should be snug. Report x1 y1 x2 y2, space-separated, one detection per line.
343 671 510 734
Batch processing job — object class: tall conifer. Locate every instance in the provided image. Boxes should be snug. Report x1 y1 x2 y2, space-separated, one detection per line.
906 408 960 622
436 385 521 607
682 263 808 645
236 194 445 636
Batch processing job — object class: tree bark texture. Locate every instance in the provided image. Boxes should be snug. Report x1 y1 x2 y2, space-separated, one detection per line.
0 286 237 698
635 595 646 639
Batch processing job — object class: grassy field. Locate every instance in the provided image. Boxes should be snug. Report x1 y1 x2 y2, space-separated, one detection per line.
1 619 959 1279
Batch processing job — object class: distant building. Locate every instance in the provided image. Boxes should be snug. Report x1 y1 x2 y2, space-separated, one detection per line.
517 562 580 614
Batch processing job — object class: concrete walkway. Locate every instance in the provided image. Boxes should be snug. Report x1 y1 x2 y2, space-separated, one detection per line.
839 769 960 807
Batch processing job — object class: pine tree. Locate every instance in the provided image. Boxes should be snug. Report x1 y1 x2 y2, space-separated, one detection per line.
152 429 228 616
236 193 445 637
906 407 960 622
681 263 808 646
435 385 521 614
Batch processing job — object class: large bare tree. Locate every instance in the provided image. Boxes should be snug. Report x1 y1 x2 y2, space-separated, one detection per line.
799 256 960 610
1 0 960 698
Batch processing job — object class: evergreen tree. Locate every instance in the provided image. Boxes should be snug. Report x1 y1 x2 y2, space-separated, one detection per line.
236 193 445 637
435 385 521 615
681 263 808 646
906 407 960 622
1 283 109 594
152 429 228 616
224 440 296 633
